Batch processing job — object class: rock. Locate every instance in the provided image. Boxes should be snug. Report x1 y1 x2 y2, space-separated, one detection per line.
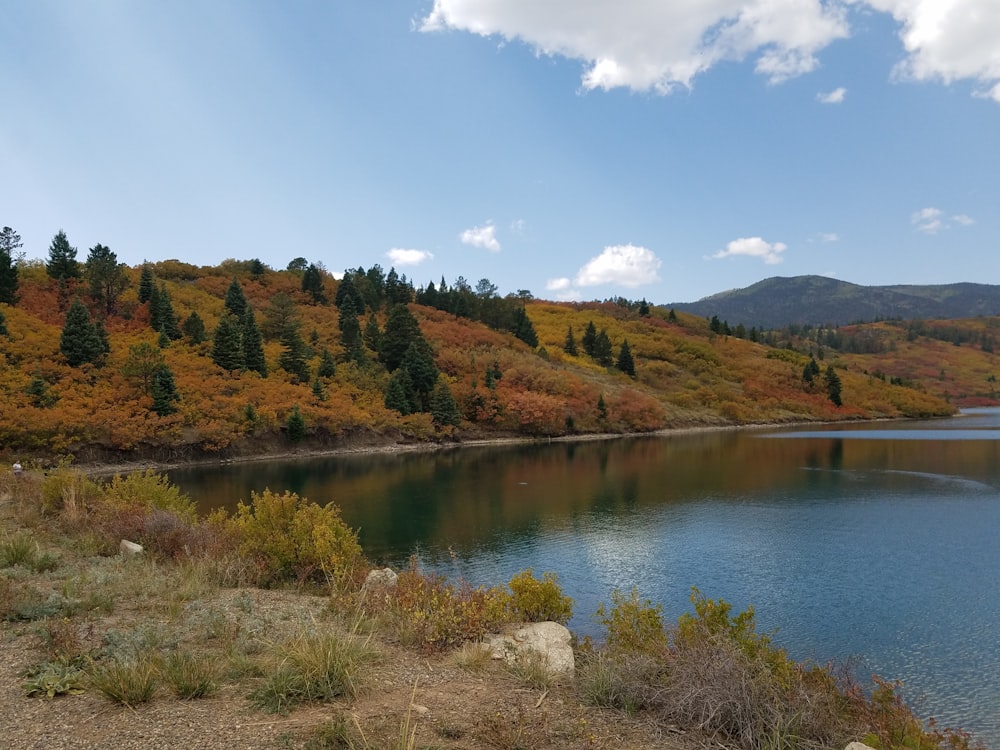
119 539 143 555
844 743 877 750
362 567 398 593
486 621 575 677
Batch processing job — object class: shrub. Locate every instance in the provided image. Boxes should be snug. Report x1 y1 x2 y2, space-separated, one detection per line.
100 470 197 521
506 569 572 624
230 489 364 587
595 587 668 655
40 465 100 519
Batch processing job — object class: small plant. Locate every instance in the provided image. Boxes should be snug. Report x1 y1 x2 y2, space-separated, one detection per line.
451 641 493 672
88 655 159 707
22 660 87 699
506 569 572 624
476 700 550 750
160 650 219 699
504 647 555 690
595 587 668 655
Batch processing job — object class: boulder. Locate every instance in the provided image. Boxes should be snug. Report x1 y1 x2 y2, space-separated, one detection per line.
362 567 398 592
486 621 575 677
119 539 144 555
844 744 877 750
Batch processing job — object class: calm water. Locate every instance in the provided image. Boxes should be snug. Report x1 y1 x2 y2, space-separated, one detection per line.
169 408 1000 745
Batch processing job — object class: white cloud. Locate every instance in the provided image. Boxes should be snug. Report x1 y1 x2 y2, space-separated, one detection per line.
460 222 501 252
421 0 849 93
573 244 662 288
386 248 434 266
953 213 975 226
860 0 1000 100
820 232 839 242
546 277 571 291
911 207 944 234
510 218 526 234
712 237 788 264
817 86 847 103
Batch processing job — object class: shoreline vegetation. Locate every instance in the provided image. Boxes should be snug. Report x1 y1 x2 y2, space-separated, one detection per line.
0 461 986 750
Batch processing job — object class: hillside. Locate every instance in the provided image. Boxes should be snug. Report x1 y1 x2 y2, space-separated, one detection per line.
0 258 975 466
669 276 1000 329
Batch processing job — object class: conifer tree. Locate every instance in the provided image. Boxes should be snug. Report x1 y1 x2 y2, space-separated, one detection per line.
151 365 180 416
0 226 22 304
338 295 363 359
152 283 181 339
380 303 421 372
512 306 538 347
46 230 81 281
363 315 382 353
0 308 7 336
582 321 598 357
384 369 417 415
400 338 439 411
224 277 249 319
563 325 578 356
430 378 462 427
137 264 154 304
825 365 843 407
85 243 128 316
278 323 310 383
242 312 267 377
301 263 326 304
597 393 608 420
593 329 614 366
311 376 327 401
211 313 245 372
60 298 104 367
181 311 207 344
616 339 636 377
285 405 306 442
317 347 336 378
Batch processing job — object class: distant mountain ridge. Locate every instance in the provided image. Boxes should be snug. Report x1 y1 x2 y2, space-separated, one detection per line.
667 275 1000 329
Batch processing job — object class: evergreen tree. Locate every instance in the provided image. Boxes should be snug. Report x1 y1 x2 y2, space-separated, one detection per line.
46 230 81 281
301 263 326 304
597 393 608 420
512 306 538 347
85 243 129 316
121 342 165 394
802 356 821 385
224 277 249 319
150 365 180 416
152 283 181 339
60 298 105 367
181 311 207 344
593 329 614 366
0 226 22 304
137 264 154 304
563 325 578 356
94 318 111 358
242 312 267 377
249 258 266 280
384 369 417 415
616 339 636 377
26 375 57 408
668 308 678 323
430 378 462 427
211 313 245 372
317 347 336 378
157 328 171 348
582 321 598 357
338 295 363 358
311 376 327 401
334 273 364 313
380 303 421 372
638 298 650 317
825 365 843 407
285 405 306 442
400 338 439 411
0 308 7 336
278 323 310 383
363 315 382 353
709 315 722 334
261 292 299 341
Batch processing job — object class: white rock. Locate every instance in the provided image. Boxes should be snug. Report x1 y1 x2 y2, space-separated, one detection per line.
119 539 144 555
486 621 575 676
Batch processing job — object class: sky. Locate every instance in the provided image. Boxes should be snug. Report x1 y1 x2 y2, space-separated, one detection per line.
2 0 998 304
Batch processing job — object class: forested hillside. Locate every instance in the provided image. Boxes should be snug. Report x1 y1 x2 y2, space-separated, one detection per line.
0 235 970 465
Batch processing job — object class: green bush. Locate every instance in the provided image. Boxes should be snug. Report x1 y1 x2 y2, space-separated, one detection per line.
506 569 572 624
230 489 364 587
595 587 668 655
100 470 197 521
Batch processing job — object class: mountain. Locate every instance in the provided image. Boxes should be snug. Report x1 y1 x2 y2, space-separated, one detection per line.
668 276 1000 329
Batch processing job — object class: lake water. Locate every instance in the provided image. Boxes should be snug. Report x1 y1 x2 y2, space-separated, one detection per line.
169 408 1000 745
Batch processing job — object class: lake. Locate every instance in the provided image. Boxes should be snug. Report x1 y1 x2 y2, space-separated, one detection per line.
169 408 1000 745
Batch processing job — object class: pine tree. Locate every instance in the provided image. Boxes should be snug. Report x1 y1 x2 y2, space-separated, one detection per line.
46 230 80 281
0 226 22 304
311 376 327 401
334 273 364 313
60 298 104 367
400 338 439 411
224 277 249 319
430 378 462 427
0 308 7 336
597 393 608 420
384 369 417 415
242 312 267 377
26 375 56 408
338 295 363 358
278 323 310 383
285 405 306 442
593 329 614 366
153 283 181 339
363 316 382 353
151 365 180 416
638 298 650 317
563 326 578 356
802 356 821 385
380 304 421 372
137 264 155 304
582 321 598 357
181 311 207 344
211 313 245 372
616 339 636 377
317 347 336 378
85 243 128 316
512 306 538 347
249 258 266 280
825 365 843 407
301 263 326 304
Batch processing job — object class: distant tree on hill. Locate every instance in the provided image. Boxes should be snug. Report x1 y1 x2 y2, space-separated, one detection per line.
512 306 538 347
0 309 7 337
278 322 310 383
616 339 635 377
182 311 207 344
317 347 336 378
563 326 578 356
802 356 821 385
593 329 614 366
825 365 843 407
430 378 462 427
0 226 22 304
224 277 249 319
46 230 81 282
149 283 181 339
380 304 421 372
242 312 267 377
211 313 245 372
60 298 106 367
85 244 129 316
582 321 598 357
301 263 326 304
151 365 180 416
285 405 306 441
137 264 154 304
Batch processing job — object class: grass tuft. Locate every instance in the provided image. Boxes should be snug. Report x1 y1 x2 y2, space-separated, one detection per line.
160 650 220 699
88 655 159 707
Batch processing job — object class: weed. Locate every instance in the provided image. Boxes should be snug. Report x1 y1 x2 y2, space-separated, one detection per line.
1 531 40 568
160 650 219 699
37 617 87 662
88 655 159 707
22 660 87 699
451 641 493 672
504 647 556 690
476 700 550 750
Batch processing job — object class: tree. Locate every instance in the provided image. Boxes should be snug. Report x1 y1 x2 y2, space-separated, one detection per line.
261 292 300 341
400 338 439 411
384 369 417 415
137 265 155 304
301 263 326 304
278 322 310 383
563 326 578 356
242 312 267 377
334 273 364 314
617 339 636 377
150 365 180 416
224 277 249 319
430 378 462 427
337 295 363 361
597 393 608 420
0 308 7 336
582 321 598 357
285 405 306 442
286 257 308 272
150 283 181 339
363 315 382 353
181 311 207 344
825 365 843 407
0 226 22 304
802 356 821 385
211 313 245 372
85 244 129 316
593 329 614 366
249 258 266 280
122 342 166 395
46 230 80 281
512 306 538 347
380 304 421 372
26 375 56 408
60 298 105 367
639 298 650 317
317 347 336 378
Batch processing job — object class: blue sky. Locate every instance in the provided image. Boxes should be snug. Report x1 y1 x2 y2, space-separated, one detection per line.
3 0 998 304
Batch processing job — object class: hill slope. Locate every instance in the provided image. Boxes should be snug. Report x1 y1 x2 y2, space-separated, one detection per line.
669 276 1000 329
